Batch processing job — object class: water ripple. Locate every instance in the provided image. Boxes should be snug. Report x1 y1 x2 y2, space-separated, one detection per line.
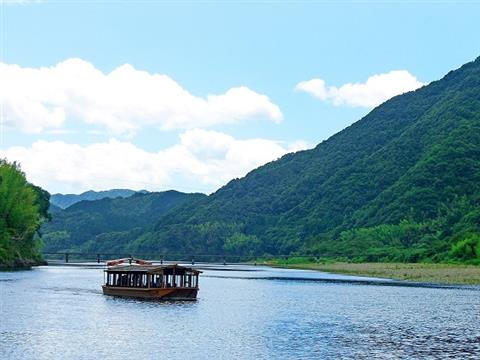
1 265 479 359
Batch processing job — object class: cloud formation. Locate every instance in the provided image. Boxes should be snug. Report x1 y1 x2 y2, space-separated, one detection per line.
0 129 310 194
296 70 425 108
0 59 282 134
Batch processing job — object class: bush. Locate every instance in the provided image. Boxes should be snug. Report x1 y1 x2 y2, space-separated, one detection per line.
450 234 480 260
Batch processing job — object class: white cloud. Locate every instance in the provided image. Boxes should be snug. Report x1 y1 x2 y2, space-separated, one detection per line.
0 58 283 134
296 70 425 108
0 129 311 194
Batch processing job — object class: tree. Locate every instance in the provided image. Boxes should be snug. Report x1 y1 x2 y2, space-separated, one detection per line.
0 160 48 267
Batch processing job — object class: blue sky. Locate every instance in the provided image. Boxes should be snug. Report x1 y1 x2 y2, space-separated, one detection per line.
1 0 479 194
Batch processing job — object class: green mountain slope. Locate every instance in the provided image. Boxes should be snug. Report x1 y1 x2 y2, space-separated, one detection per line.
129 57 480 262
41 191 206 253
50 189 147 209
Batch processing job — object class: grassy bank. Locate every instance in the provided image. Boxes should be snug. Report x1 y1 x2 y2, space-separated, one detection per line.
262 259 480 285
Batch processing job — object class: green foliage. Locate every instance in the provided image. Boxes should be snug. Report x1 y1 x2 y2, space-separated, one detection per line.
450 234 480 260
223 233 262 257
0 160 48 267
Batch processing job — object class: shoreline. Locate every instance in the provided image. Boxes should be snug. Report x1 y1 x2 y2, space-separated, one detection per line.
263 262 480 285
0 259 48 271
4 260 480 286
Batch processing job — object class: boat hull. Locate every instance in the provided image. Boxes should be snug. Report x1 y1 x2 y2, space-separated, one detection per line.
102 285 199 301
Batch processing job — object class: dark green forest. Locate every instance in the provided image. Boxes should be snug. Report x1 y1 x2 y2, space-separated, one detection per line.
0 160 50 268
42 191 206 254
42 57 480 264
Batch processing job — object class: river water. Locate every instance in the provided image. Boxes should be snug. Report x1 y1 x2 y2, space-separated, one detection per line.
1 264 479 359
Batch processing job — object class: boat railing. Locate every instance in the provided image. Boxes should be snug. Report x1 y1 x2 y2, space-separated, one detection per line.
104 267 199 289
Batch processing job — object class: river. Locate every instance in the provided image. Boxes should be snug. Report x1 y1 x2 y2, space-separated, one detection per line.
1 264 479 359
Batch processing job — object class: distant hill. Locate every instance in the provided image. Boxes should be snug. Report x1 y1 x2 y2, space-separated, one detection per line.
48 203 63 214
50 189 148 209
42 190 206 253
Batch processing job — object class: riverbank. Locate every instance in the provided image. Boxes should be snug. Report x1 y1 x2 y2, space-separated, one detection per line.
0 258 47 271
263 261 480 285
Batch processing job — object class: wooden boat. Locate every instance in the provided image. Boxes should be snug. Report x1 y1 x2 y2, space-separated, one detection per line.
102 258 201 301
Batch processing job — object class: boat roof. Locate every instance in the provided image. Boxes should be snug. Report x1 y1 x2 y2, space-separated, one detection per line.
105 264 201 274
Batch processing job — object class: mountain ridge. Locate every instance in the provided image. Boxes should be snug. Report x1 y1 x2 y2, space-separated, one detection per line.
50 189 150 209
136 56 480 261
42 56 480 263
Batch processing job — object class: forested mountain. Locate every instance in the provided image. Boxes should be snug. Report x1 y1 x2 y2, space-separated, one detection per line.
42 57 480 263
126 57 480 263
0 160 50 268
50 189 147 209
42 191 206 253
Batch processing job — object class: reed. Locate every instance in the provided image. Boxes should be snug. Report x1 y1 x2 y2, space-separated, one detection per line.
265 261 480 285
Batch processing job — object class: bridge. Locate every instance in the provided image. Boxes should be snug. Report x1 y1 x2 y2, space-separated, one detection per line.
42 252 320 265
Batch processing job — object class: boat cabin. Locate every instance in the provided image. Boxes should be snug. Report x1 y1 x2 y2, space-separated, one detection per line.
102 262 201 300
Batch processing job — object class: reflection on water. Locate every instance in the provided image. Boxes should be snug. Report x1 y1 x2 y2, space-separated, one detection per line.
1 265 479 359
